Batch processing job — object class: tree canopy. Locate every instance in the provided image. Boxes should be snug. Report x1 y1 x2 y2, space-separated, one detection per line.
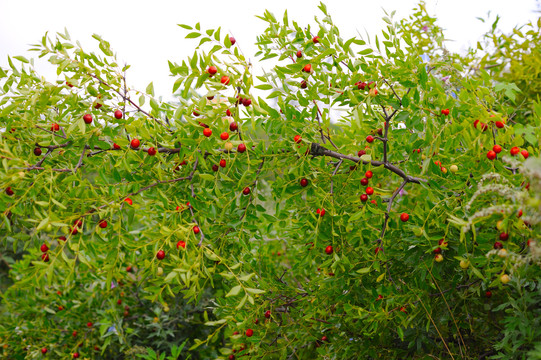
1 2 540 359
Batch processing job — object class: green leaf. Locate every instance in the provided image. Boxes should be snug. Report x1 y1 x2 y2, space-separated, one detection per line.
226 285 242 297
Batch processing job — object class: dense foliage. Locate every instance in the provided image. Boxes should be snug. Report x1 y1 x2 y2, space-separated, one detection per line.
1 2 540 359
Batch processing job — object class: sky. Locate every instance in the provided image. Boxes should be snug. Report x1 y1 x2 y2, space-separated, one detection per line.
0 0 539 100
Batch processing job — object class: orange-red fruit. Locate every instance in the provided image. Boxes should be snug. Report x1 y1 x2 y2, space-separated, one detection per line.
230 122 238 131
220 159 226 168
99 220 107 228
243 187 251 196
40 244 49 253
375 247 382 254
358 149 366 157
125 198 133 205
296 50 302 58
83 114 93 124
243 98 252 107
114 110 123 119
365 170 373 178
193 226 200 234
499 233 509 241
246 329 253 337
495 121 505 128
148 147 157 156
294 135 302 143
264 310 271 318
312 36 320 43
360 178 368 186
130 139 140 149
360 194 368 202
226 109 232 116
366 135 374 143
208 66 217 75
220 132 229 140
441 109 449 116
521 150 529 159
300 178 308 187
41 348 48 354
485 290 492 298
113 143 121 150
229 37 236 45
366 187 374 195
325 245 333 255
87 322 93 328
203 128 212 137
510 147 520 156
487 150 496 160
494 241 503 249
156 250 165 260
73 353 80 358
303 64 312 73
221 76 230 85
400 213 409 222
237 143 246 153
51 123 60 132
493 145 502 153
177 240 186 249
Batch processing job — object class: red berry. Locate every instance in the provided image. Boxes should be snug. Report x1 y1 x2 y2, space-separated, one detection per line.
517 209 523 218
83 114 93 124
319 208 325 217
366 135 374 143
325 245 333 255
87 322 93 328
220 132 229 140
113 143 121 150
521 150 529 159
303 64 312 73
312 36 320 43
300 80 307 89
203 128 212 137
208 66 217 75
130 139 140 149
371 200 377 205
494 242 503 249
321 335 328 342
493 145 502 153
34 147 42 156
177 240 186 249
360 178 369 186
124 198 133 205
433 247 441 254
360 194 368 202
243 98 252 107
220 159 226 168
495 121 505 128
229 122 238 131
99 220 107 228
376 294 383 301
126 266 132 272
480 122 488 131
117 299 122 305
365 170 373 179
487 150 496 160
400 213 409 222
294 135 302 143
40 244 49 253
485 290 492 298
51 123 60 131
246 329 253 337
59 236 67 241
296 50 302 58
156 250 165 260
366 187 374 195
510 146 520 156
243 187 251 195
221 76 230 85
226 109 232 116
41 348 48 354
73 352 80 358
212 164 219 172
114 110 123 119
499 233 509 241
229 355 235 360
300 178 308 187
358 82 367 90
358 149 366 157
375 247 382 254
193 111 200 117
264 310 271 318
72 331 78 337
147 147 157 156
441 109 450 116
193 226 200 234
71 227 78 235
237 143 246 153
229 37 236 45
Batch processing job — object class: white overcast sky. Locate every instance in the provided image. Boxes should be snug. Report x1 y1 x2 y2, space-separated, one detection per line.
0 0 539 100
